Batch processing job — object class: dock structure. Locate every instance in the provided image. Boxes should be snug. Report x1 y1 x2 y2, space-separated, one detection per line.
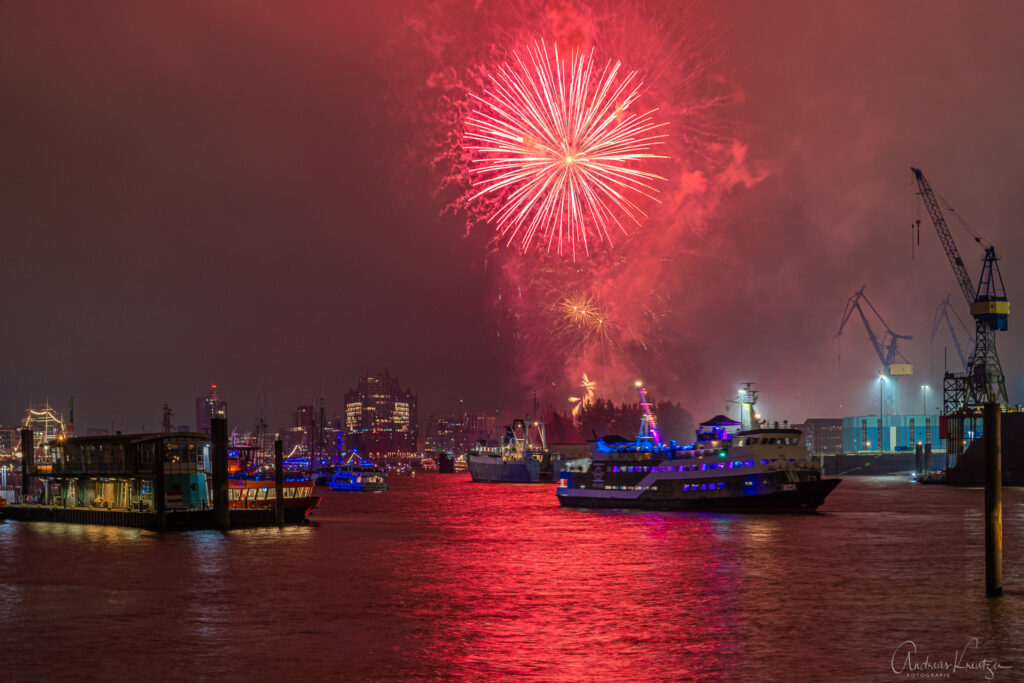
1 430 312 530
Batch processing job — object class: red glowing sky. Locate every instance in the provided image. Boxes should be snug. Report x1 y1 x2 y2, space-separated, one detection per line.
2 1 1023 432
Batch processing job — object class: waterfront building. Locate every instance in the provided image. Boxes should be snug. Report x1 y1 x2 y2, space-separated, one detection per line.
802 418 844 455
195 385 227 434
38 432 210 510
344 370 418 457
841 414 946 453
422 412 501 455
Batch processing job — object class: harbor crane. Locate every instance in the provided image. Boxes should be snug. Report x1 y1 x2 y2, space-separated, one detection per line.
931 294 971 373
911 167 1009 458
911 168 1009 408
836 285 914 415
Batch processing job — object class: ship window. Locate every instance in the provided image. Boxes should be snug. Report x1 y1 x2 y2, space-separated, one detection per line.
761 459 770 465
717 482 725 489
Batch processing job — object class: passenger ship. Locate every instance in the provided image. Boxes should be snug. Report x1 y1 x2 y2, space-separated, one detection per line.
227 444 320 519
328 455 388 492
557 386 840 512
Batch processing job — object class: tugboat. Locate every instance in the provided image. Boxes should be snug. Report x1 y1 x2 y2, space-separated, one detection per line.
328 454 388 492
557 383 840 512
466 415 565 483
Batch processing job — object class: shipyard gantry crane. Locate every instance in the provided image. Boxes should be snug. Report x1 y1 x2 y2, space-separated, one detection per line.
911 168 1009 405
911 167 1010 455
836 286 914 415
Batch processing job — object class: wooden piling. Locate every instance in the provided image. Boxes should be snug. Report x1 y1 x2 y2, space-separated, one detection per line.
20 429 33 502
211 417 230 530
274 439 284 527
984 402 1002 597
154 450 166 531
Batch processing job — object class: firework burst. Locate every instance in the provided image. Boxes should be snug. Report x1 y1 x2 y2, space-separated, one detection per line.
553 290 614 350
464 42 668 259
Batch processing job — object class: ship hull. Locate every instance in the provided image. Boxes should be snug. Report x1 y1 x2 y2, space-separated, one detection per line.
467 455 540 482
557 478 840 513
467 453 567 483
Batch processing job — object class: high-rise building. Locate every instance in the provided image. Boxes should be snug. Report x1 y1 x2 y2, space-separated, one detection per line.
344 369 418 457
195 385 227 434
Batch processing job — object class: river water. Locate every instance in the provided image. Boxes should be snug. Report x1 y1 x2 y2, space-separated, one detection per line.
1 475 1021 681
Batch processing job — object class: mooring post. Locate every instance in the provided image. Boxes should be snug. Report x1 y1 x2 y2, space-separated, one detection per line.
20 429 33 503
984 402 1002 597
274 439 284 527
211 417 230 530
154 449 166 532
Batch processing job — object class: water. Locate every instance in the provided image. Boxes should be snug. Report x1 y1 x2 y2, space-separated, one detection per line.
1 475 1021 681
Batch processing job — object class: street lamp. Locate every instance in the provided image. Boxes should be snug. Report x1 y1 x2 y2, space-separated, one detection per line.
921 385 929 416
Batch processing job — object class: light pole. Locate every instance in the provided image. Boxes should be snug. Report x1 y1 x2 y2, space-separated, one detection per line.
878 374 886 417
921 385 929 415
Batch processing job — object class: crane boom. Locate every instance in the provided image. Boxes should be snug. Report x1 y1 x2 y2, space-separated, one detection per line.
836 286 913 373
911 168 976 305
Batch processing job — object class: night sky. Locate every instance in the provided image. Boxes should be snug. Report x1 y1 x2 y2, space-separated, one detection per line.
3 1 1023 433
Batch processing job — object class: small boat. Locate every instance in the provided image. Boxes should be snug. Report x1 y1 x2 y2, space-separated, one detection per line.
328 455 388 492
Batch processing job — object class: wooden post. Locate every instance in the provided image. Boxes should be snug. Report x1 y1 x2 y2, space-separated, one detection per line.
20 429 33 503
211 417 230 530
274 439 284 527
984 402 1002 597
154 447 166 532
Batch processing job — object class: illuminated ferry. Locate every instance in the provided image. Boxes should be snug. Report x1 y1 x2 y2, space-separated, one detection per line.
557 384 840 512
328 455 388 492
227 444 320 519
467 417 564 483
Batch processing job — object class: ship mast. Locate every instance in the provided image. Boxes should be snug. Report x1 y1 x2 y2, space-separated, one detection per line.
635 381 662 449
733 383 760 431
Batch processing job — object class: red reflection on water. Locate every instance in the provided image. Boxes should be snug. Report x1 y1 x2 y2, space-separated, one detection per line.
404 478 742 681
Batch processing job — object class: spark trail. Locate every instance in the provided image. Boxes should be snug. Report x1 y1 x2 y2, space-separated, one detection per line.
464 42 668 259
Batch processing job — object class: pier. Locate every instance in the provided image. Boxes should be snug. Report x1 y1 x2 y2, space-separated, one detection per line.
1 418 312 531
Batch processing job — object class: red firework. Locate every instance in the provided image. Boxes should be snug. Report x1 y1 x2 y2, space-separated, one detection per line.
464 42 668 259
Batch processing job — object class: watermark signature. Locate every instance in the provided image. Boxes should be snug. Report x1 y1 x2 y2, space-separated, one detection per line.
891 638 1012 680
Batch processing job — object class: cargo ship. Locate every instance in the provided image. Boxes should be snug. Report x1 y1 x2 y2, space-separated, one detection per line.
467 417 564 483
557 385 840 512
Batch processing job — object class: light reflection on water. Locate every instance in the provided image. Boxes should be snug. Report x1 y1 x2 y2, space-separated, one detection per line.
0 476 1021 681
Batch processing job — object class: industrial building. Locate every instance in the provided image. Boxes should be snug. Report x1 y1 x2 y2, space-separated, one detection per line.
841 414 945 453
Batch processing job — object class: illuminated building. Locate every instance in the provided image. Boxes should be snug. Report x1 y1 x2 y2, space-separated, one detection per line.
422 413 499 455
842 415 946 452
344 370 417 457
0 427 16 457
195 385 227 434
280 405 343 465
